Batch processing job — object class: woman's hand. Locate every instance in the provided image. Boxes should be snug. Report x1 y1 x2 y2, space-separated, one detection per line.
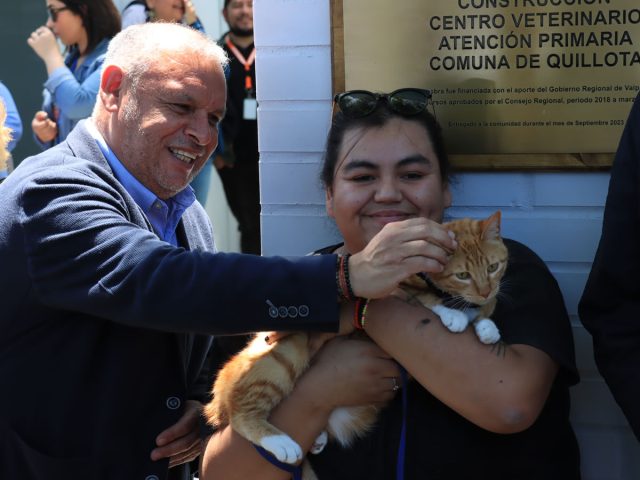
349 217 457 299
32 111 57 143
183 0 198 25
298 336 401 410
27 27 63 66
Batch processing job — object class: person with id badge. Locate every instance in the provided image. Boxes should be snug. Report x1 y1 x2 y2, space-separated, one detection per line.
215 0 262 255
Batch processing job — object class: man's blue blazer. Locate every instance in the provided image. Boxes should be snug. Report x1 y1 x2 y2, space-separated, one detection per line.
0 121 338 479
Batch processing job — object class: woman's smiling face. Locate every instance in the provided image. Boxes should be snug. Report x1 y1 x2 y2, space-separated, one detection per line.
326 117 451 254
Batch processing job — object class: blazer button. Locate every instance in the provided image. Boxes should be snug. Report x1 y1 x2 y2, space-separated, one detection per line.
145 476 159 480
299 305 309 317
166 396 181 410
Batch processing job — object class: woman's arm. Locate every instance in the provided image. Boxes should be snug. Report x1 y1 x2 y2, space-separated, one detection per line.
365 295 557 434
44 62 104 120
200 336 401 480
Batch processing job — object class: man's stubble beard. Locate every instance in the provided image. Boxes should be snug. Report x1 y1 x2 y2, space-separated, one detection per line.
229 26 253 38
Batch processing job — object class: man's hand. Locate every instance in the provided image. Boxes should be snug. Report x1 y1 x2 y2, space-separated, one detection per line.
32 111 57 143
151 400 203 468
348 217 457 299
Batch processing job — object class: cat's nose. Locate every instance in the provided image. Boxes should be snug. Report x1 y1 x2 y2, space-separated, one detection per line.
479 286 491 298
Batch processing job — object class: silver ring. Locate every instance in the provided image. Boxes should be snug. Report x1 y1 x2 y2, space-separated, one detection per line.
392 377 400 392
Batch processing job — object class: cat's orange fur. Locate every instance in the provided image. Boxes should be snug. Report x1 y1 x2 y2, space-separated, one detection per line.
204 212 508 479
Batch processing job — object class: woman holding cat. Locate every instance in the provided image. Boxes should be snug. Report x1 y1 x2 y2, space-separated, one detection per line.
201 89 581 479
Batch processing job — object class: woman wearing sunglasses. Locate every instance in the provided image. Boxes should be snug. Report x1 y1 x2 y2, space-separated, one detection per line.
201 89 581 479
27 0 120 150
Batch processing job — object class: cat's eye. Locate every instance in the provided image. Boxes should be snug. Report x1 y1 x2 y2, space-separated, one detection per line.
455 271 470 280
487 262 499 273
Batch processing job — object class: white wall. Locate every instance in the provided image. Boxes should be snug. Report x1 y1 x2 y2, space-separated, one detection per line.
254 0 640 478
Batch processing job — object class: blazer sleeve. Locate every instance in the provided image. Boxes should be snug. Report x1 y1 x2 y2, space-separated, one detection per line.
18 161 339 336
579 92 640 441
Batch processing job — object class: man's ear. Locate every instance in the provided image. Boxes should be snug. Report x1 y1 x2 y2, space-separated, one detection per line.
99 65 124 113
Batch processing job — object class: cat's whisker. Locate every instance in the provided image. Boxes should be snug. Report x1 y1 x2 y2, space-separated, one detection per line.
495 290 515 307
449 296 473 310
495 280 516 307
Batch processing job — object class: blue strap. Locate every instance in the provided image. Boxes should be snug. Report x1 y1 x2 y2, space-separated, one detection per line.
396 366 409 480
253 444 303 480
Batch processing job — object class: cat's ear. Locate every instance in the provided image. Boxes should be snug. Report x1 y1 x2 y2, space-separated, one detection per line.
481 211 501 241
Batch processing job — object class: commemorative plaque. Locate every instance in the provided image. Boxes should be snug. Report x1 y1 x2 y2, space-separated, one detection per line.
332 0 640 169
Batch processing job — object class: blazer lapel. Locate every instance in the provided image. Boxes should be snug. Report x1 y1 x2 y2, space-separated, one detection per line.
175 220 194 377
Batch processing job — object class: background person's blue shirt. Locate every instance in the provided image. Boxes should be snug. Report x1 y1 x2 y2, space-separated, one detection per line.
36 39 110 150
86 120 196 246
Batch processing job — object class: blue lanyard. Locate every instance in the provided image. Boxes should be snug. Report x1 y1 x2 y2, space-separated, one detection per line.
253 444 302 480
396 366 409 480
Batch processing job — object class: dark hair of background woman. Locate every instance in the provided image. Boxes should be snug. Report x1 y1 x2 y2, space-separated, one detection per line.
321 103 451 190
60 0 121 54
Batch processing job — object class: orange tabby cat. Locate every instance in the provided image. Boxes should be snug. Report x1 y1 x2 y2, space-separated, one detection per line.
402 210 507 344
204 211 508 479
204 331 378 479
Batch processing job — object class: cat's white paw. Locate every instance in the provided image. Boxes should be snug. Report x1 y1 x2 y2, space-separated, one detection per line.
260 435 303 464
474 318 501 344
309 430 328 454
432 304 468 333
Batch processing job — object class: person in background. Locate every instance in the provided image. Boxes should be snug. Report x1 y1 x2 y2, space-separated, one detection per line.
201 89 581 480
28 0 120 150
0 81 23 153
216 0 261 254
579 92 640 442
0 23 449 479
121 0 204 31
0 102 12 183
0 81 22 180
120 0 210 205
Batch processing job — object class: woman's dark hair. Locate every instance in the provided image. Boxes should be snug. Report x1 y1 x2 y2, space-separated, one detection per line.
321 102 451 189
61 0 121 54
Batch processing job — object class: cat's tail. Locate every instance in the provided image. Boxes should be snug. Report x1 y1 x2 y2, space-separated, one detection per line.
326 405 379 448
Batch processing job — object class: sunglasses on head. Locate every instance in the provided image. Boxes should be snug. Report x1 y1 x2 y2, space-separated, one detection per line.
333 88 432 118
47 5 69 22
